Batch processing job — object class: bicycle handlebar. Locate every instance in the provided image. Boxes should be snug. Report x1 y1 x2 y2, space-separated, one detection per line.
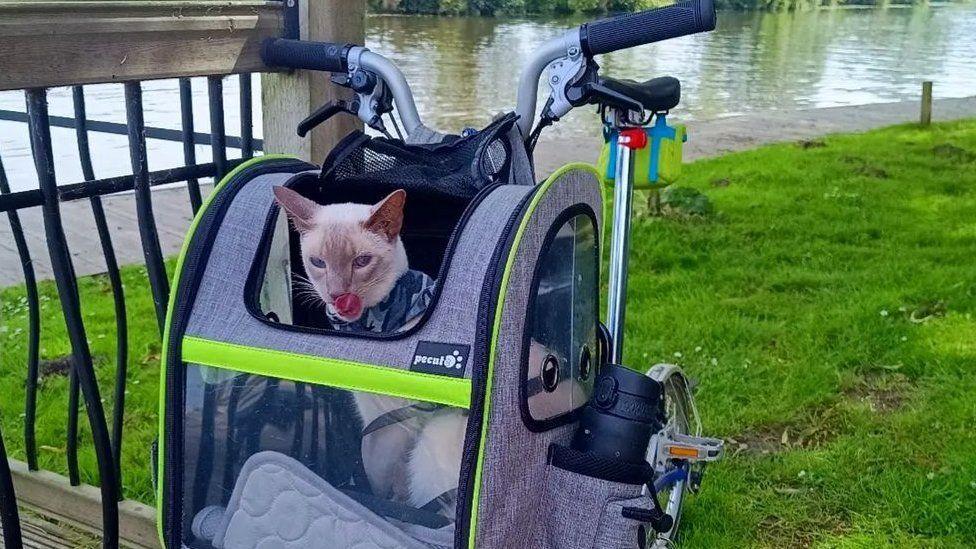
580 0 716 56
261 39 352 73
515 0 716 136
261 38 426 138
264 1 716 141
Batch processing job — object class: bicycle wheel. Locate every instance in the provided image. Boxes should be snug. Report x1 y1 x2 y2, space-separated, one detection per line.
645 366 700 548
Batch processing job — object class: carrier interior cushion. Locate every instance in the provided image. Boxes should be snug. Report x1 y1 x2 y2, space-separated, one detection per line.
208 451 436 549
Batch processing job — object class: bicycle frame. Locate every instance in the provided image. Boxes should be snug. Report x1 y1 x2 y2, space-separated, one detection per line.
606 140 636 362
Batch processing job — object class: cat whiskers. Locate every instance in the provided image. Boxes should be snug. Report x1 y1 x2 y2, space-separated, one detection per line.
291 273 329 312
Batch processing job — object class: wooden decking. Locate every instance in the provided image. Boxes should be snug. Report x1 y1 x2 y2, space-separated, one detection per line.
0 183 211 287
1 507 102 549
1 460 157 549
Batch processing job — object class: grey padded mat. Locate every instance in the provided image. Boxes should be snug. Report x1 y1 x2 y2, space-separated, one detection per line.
208 451 446 549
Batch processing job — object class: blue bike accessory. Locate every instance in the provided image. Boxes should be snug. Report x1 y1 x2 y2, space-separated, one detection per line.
597 114 687 188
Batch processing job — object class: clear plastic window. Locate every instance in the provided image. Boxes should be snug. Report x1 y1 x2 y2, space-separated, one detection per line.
180 364 464 548
524 212 599 425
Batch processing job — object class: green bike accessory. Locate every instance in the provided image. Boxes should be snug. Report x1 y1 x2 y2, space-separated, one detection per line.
597 114 687 188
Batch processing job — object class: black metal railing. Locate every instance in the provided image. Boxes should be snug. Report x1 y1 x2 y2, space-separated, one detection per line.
0 73 261 548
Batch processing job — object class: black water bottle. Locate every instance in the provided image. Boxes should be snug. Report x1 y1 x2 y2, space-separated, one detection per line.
571 363 666 464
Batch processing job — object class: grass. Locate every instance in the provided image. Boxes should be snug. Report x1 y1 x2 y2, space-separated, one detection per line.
625 120 976 547
0 261 173 505
0 119 974 546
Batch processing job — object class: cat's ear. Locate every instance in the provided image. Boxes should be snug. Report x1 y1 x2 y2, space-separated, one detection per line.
364 189 406 241
273 186 318 233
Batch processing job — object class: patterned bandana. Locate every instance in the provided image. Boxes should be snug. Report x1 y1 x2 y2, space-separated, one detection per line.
328 269 435 333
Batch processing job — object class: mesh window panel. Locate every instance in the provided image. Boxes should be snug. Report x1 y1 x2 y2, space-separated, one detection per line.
321 114 518 200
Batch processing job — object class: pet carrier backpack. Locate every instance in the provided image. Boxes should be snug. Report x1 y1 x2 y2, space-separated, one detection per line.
159 2 723 548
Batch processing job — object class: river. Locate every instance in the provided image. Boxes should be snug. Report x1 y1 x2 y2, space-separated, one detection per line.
1 4 974 191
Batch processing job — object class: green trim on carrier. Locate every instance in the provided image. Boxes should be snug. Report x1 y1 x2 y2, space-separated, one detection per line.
466 162 602 548
181 336 472 408
155 154 298 546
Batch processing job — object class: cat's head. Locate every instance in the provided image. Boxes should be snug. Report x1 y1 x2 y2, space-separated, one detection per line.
273 187 409 323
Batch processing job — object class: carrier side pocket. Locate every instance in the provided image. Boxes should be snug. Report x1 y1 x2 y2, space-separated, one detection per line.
540 444 649 549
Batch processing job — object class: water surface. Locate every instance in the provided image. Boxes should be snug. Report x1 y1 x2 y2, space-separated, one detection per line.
1 5 973 191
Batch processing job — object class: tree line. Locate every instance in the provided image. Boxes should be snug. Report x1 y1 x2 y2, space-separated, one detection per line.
370 0 934 15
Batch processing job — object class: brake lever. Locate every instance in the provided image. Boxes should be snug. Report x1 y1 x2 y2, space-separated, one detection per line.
297 99 359 137
563 60 644 115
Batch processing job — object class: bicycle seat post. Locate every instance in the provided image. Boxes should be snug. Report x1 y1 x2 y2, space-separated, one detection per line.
606 115 647 363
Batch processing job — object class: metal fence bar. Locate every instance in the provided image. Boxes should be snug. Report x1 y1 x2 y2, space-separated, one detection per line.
74 85 130 496
191 385 218 520
0 422 23 549
0 156 41 473
66 358 81 485
124 81 170 334
0 73 260 544
179 78 203 214
208 76 228 181
222 382 244 492
26 86 120 548
239 74 254 160
0 158 249 213
0 108 262 150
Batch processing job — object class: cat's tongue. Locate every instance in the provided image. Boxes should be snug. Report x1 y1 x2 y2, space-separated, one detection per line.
334 293 363 319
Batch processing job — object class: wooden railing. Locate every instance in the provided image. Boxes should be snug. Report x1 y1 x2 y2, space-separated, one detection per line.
0 1 284 91
0 0 363 547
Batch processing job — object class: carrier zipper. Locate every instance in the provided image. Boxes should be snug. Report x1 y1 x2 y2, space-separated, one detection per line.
454 185 541 548
162 158 314 547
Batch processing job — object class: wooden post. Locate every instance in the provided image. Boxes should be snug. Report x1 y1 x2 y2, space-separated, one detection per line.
261 0 365 161
920 81 933 126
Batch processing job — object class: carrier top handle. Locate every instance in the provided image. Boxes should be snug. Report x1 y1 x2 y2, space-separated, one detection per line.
514 0 715 137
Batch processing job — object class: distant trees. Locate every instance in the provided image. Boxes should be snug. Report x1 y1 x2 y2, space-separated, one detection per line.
371 0 671 15
369 0 933 14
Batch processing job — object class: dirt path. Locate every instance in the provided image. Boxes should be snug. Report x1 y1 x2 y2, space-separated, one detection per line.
533 95 976 175
1 96 974 286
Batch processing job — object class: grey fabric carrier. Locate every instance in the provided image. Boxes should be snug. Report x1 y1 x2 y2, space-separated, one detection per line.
160 118 646 548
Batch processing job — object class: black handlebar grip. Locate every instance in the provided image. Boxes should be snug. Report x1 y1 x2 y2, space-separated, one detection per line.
580 0 716 56
261 38 353 72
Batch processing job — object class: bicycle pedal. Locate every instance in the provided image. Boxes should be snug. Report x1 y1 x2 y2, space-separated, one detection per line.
660 433 724 463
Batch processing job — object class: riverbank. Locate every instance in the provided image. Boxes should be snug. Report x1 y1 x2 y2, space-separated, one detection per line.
1 118 973 546
533 95 976 175
1 95 974 286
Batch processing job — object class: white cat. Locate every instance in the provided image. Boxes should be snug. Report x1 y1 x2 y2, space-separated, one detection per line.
274 186 465 518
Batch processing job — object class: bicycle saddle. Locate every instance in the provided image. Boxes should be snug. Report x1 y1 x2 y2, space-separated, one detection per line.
601 76 680 113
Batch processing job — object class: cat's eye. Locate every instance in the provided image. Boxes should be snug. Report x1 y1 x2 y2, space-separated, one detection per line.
353 254 373 269
309 257 326 269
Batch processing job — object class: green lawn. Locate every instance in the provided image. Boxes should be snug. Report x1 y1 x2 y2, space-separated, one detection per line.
0 261 172 505
1 120 975 547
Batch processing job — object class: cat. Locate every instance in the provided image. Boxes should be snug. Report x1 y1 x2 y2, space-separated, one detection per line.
271 187 434 331
274 186 465 521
